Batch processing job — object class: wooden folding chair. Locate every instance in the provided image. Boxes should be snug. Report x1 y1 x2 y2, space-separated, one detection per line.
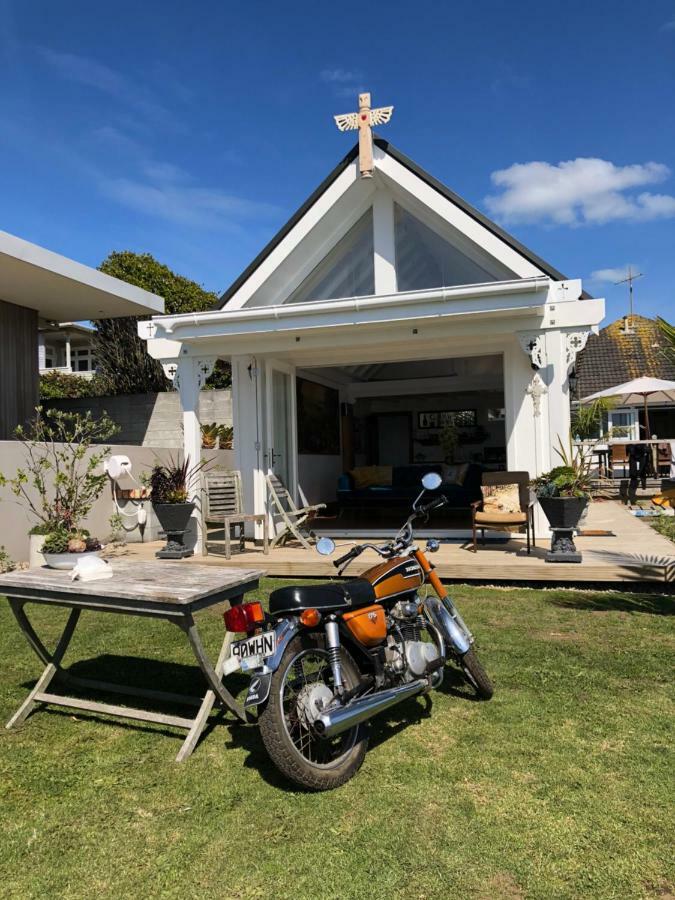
265 473 326 550
203 471 268 559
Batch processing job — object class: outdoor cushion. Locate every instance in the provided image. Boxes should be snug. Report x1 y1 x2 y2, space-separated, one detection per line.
481 482 521 514
442 462 469 485
475 510 526 525
350 466 392 489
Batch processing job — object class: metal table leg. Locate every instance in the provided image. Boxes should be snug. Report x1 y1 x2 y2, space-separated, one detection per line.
6 600 81 729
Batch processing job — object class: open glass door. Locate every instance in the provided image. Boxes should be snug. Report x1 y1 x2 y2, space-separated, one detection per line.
265 361 297 494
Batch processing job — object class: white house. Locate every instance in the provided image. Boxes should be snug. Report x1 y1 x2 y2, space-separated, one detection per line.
139 136 605 547
38 322 97 378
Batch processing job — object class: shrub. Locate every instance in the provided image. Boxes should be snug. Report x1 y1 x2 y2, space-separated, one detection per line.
39 371 111 400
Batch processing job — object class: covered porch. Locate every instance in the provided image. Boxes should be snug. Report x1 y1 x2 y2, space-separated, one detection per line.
140 277 605 551
113 498 674 584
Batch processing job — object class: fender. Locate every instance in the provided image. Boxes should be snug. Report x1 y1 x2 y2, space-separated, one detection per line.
424 596 471 656
241 617 300 708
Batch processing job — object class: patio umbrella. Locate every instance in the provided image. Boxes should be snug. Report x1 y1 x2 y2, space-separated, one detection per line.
581 376 675 438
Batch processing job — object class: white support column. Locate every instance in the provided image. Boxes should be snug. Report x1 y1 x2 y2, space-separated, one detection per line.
544 330 572 458
507 332 551 538
164 355 216 555
37 332 46 371
372 191 397 295
65 336 71 372
232 355 265 539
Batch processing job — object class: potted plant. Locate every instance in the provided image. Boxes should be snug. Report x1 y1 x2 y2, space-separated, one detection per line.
532 437 593 562
0 407 117 568
42 528 103 570
150 456 207 559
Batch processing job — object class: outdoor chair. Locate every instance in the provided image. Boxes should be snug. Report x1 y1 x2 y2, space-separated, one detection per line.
470 471 536 554
610 444 629 478
266 473 326 550
203 471 268 559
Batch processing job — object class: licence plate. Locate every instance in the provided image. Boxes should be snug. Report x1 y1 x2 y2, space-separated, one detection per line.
231 631 277 670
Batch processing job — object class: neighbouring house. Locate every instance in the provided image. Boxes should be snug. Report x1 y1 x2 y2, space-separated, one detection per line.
138 136 605 546
574 314 675 439
38 321 96 377
0 229 164 438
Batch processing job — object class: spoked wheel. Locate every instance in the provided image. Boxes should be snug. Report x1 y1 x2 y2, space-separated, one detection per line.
460 647 494 700
258 633 368 791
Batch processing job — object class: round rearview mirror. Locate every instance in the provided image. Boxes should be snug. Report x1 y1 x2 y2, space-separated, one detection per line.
422 472 442 491
316 537 336 556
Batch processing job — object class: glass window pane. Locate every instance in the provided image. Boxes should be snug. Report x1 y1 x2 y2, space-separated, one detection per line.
286 209 374 304
394 203 499 291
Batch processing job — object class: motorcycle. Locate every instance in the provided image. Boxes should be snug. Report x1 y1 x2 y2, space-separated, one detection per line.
224 472 493 790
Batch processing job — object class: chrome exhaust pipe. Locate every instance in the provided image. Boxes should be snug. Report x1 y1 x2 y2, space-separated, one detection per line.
314 678 427 739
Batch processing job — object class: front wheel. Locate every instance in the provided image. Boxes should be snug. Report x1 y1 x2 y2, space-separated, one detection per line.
460 648 494 699
258 633 368 791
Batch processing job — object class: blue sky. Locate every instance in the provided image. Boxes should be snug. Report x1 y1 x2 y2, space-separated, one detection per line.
1 0 673 323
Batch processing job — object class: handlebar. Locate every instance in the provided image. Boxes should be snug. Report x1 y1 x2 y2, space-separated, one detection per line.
331 494 448 571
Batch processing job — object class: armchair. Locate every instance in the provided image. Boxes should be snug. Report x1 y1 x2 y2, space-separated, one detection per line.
471 471 536 554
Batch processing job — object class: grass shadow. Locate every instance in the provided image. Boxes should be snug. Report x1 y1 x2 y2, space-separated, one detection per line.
546 591 675 615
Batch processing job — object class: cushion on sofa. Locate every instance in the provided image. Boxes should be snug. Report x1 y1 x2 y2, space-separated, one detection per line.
349 466 392 489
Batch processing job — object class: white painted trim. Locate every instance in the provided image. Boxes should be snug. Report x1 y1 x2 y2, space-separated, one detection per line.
223 161 361 310
372 190 397 294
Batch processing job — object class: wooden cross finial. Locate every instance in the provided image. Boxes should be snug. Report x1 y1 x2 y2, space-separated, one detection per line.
334 91 394 178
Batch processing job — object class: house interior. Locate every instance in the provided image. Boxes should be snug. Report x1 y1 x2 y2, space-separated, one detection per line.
295 353 507 530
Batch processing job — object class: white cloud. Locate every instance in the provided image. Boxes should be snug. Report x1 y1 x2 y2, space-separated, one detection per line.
320 68 363 83
98 176 280 229
485 157 675 226
37 47 176 127
589 265 640 284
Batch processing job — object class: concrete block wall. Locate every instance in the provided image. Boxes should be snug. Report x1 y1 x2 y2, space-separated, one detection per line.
44 390 232 447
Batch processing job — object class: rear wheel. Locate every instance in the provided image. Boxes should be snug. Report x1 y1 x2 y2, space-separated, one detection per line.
461 648 494 700
258 633 368 790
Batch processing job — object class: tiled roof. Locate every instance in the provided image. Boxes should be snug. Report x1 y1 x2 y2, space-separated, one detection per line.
575 315 675 399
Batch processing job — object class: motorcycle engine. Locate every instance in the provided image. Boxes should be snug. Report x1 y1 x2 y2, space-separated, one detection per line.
384 598 440 681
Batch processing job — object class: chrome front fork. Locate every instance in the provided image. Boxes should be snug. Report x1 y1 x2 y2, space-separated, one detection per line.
325 617 344 694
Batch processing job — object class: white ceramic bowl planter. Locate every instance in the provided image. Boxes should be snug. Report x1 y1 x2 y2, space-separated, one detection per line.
43 550 102 571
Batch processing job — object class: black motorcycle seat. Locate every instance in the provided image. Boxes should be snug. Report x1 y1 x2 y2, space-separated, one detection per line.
269 579 376 616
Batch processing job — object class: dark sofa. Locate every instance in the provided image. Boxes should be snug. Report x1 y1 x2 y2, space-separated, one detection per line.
336 463 483 511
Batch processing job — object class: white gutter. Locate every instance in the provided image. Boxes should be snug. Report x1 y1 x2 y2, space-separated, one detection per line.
154 277 550 335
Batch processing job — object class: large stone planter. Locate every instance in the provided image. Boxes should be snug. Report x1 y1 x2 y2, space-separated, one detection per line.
538 496 588 563
153 502 195 559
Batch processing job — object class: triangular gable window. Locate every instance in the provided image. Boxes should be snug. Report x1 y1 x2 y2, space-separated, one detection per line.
394 203 498 292
285 208 374 304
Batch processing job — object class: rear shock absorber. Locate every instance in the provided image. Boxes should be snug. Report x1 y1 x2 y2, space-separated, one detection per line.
325 617 344 695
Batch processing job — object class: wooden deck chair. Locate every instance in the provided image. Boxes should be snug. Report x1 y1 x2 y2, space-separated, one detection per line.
265 473 326 550
203 471 268 558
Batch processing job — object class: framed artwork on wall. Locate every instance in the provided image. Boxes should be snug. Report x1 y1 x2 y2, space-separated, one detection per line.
417 409 477 429
296 377 340 454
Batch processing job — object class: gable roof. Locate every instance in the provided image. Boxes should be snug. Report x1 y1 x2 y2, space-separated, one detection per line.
575 315 675 399
218 137 570 309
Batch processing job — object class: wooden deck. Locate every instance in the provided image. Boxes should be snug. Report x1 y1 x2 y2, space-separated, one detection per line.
113 500 674 585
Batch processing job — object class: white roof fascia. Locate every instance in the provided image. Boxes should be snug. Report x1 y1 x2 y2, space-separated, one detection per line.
0 230 164 318
223 160 361 310
141 277 550 345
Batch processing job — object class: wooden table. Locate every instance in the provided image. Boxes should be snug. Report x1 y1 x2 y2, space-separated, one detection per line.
0 560 264 761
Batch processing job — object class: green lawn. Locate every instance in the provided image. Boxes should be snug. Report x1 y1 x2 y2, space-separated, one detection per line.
0 580 673 899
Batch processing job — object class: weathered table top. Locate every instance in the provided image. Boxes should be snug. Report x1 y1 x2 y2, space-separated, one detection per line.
0 559 265 615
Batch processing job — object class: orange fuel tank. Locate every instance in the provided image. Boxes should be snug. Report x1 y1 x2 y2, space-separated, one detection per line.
361 557 424 601
342 604 386 647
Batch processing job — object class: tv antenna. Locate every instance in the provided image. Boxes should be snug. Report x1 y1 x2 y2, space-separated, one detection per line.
615 266 644 324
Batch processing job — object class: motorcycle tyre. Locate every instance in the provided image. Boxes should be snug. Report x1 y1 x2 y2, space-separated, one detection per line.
259 633 368 791
461 648 494 700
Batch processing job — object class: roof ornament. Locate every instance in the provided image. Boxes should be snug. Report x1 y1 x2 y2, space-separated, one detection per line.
334 92 394 179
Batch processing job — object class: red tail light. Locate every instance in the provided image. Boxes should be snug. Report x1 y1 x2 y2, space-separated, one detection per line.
224 601 265 633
